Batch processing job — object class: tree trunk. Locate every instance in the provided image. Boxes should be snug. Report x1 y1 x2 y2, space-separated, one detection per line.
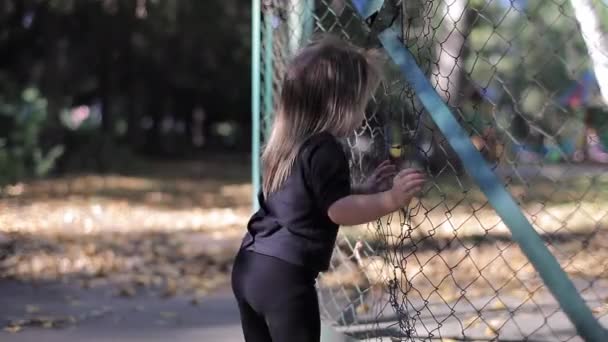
433 0 473 107
423 0 476 173
570 0 608 106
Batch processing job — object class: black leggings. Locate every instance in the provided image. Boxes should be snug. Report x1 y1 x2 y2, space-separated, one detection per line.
231 250 320 342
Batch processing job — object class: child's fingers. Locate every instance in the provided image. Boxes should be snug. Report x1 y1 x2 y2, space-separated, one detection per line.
403 178 426 190
394 177 426 191
394 168 421 180
405 184 423 193
393 176 423 191
377 160 392 168
370 160 390 174
377 164 397 179
378 171 397 183
375 162 396 176
398 172 426 184
369 161 393 181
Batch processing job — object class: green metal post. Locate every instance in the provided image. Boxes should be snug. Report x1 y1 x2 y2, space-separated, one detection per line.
251 0 261 212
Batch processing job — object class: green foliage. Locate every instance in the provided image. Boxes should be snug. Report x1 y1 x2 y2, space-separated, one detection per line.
453 0 601 141
0 88 64 185
0 0 252 178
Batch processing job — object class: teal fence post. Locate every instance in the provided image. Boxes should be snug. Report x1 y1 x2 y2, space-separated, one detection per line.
251 0 261 212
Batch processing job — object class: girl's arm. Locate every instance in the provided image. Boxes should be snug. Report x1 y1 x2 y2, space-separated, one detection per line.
328 190 400 226
328 169 426 226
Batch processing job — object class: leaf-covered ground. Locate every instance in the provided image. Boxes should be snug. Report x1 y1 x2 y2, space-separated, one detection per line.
2 158 606 339
0 157 252 335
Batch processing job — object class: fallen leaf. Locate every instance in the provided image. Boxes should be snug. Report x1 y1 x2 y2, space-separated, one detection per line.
195 288 208 297
485 325 498 337
356 303 370 315
117 286 136 298
491 300 506 310
463 315 479 328
484 318 503 337
4 325 22 333
25 304 41 314
163 279 177 298
160 311 177 319
134 275 152 287
87 309 110 318
8 315 77 330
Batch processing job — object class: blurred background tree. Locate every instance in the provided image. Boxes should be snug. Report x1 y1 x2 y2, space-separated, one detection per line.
0 0 251 185
2 0 608 185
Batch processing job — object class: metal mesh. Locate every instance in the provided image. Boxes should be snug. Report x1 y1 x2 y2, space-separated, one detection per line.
255 0 608 340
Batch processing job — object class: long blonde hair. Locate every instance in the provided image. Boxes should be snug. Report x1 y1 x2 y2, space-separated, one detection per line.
262 35 382 196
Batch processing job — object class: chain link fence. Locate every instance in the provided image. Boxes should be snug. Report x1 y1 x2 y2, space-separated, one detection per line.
254 0 608 340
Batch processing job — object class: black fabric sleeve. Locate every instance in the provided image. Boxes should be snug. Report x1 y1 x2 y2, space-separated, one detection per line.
305 137 351 213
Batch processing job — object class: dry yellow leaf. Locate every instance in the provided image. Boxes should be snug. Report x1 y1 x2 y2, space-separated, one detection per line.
4 325 22 333
117 286 136 297
163 279 177 297
463 315 479 328
135 274 152 287
491 300 506 310
485 325 499 337
160 311 177 319
484 318 503 337
195 288 209 297
356 303 370 315
25 305 41 314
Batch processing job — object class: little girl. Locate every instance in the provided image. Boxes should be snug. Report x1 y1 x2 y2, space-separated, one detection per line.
231 35 426 342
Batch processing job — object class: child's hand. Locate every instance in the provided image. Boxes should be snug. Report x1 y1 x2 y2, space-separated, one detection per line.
358 160 396 194
389 168 426 208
